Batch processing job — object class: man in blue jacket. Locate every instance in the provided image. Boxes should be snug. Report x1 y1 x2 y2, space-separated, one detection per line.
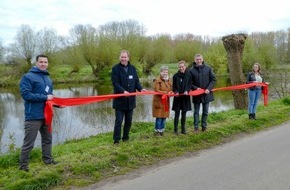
111 50 147 144
19 54 57 172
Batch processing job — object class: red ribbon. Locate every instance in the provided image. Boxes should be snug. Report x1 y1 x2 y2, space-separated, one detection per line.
212 82 268 106
45 91 160 133
45 82 268 133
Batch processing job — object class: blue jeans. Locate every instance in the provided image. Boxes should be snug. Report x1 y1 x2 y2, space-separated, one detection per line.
193 102 209 129
155 118 166 132
248 88 262 114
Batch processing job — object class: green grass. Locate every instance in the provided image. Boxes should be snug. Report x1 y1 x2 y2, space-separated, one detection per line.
49 65 98 83
0 64 99 87
0 98 290 189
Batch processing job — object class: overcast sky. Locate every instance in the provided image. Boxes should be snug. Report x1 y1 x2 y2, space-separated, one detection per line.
1 0 290 45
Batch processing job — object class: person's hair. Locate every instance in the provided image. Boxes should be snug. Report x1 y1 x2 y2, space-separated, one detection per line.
36 54 48 62
120 50 130 57
178 60 186 66
252 62 261 73
160 65 169 72
194 54 203 59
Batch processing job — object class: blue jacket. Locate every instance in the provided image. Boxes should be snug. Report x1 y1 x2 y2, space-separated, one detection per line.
20 66 53 121
111 62 143 110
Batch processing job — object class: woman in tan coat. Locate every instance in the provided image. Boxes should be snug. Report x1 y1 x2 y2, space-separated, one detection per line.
152 66 172 136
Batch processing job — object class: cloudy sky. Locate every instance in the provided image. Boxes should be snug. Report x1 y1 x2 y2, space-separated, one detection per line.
1 0 290 45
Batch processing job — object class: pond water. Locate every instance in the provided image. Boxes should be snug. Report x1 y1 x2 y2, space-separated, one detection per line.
0 77 275 154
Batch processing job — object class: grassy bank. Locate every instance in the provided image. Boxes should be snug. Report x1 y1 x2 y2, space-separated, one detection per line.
0 65 100 87
1 63 183 87
0 97 290 190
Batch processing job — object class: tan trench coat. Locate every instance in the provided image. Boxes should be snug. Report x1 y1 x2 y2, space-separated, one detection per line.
152 76 172 118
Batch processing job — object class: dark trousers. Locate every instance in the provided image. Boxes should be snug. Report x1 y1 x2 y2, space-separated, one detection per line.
174 110 187 133
113 109 133 142
20 120 53 167
193 102 209 129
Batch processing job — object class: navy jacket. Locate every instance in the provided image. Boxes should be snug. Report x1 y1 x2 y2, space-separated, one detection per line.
111 62 143 110
189 62 216 103
20 66 53 121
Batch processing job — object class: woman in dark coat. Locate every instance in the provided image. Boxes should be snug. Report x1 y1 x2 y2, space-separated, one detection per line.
172 61 192 134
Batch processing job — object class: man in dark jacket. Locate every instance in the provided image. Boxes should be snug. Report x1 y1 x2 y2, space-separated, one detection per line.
111 50 147 144
19 54 57 172
189 54 216 132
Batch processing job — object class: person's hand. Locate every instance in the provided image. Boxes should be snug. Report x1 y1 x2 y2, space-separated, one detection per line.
141 89 148 92
184 91 188 95
47 95 53 100
205 89 210 94
175 92 179 97
124 91 129 94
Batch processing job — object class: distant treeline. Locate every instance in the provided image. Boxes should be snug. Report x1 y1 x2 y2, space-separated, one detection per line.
0 19 289 79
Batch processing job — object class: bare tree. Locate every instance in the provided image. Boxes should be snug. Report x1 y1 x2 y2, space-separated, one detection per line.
11 25 36 66
274 30 288 64
98 19 147 63
70 24 100 78
222 34 248 109
36 28 60 54
287 28 290 63
273 71 289 98
35 27 62 66
143 34 172 74
0 40 4 63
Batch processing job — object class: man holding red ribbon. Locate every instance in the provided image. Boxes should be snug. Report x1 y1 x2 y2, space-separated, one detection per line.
111 50 147 144
19 54 57 172
189 54 216 133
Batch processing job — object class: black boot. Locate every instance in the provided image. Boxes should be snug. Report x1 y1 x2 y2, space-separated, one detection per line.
252 113 256 120
181 114 186 134
181 126 186 134
174 112 179 134
174 126 178 134
249 113 254 119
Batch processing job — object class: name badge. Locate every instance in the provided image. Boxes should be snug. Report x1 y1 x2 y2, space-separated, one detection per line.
128 75 133 79
45 86 49 93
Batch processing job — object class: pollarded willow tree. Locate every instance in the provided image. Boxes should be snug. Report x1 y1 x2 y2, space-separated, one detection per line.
222 33 248 109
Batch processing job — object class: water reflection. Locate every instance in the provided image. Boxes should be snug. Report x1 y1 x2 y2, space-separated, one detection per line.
0 81 236 154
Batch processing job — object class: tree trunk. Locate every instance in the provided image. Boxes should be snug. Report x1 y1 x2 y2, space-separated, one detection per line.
222 34 248 109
